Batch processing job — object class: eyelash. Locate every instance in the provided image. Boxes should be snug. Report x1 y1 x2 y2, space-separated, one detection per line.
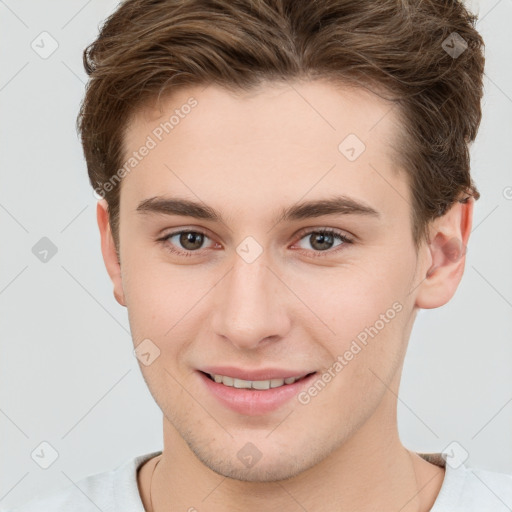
157 227 354 259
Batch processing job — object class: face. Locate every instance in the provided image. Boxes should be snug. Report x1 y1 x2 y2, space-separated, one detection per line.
104 80 433 481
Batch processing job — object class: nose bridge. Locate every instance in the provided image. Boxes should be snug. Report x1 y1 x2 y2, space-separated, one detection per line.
212 250 289 349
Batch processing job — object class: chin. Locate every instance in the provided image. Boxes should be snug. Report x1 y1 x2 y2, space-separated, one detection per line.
205 460 306 483
192 444 322 483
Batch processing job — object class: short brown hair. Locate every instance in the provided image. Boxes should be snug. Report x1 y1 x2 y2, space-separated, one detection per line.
78 0 485 253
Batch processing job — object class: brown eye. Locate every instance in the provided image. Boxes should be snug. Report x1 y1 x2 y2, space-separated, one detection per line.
295 228 353 256
158 230 214 257
177 231 205 251
308 232 336 251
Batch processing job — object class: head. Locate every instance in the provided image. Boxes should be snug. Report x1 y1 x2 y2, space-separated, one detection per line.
79 0 484 481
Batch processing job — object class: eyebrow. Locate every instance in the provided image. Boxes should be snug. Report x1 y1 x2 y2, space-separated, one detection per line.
136 195 381 223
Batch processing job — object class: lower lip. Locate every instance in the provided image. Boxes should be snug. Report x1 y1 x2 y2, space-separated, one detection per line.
197 371 317 416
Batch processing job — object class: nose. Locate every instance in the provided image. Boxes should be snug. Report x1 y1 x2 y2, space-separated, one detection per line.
211 252 292 350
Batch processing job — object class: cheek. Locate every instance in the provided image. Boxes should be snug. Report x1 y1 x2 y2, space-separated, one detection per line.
122 247 214 345
291 258 410 331
323 296 406 381
121 251 174 338
295 256 412 371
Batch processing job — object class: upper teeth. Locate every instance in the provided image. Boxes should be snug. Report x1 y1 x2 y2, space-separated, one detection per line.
210 374 305 389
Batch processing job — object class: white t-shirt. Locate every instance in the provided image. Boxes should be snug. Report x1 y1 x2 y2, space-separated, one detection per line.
5 451 512 511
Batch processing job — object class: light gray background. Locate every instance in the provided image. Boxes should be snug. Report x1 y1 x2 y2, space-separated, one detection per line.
1 0 511 508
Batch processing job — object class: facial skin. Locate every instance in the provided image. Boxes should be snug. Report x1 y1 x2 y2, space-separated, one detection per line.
97 80 473 511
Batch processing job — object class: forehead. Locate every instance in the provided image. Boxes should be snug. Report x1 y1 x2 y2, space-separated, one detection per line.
126 79 399 152
121 80 408 221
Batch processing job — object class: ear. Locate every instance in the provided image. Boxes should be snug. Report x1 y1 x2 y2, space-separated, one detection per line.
414 197 474 309
96 199 126 307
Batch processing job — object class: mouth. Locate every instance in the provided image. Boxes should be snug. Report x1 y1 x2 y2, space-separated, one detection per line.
197 369 319 416
200 371 316 390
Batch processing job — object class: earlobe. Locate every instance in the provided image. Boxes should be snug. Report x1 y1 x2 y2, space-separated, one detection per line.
96 200 126 307
414 198 474 309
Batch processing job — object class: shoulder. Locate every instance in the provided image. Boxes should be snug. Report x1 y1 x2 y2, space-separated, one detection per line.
5 472 114 512
435 461 512 511
458 465 512 510
5 451 160 512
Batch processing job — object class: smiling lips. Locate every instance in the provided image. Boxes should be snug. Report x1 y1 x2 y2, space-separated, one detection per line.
198 366 318 415
206 372 311 390
199 366 315 387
